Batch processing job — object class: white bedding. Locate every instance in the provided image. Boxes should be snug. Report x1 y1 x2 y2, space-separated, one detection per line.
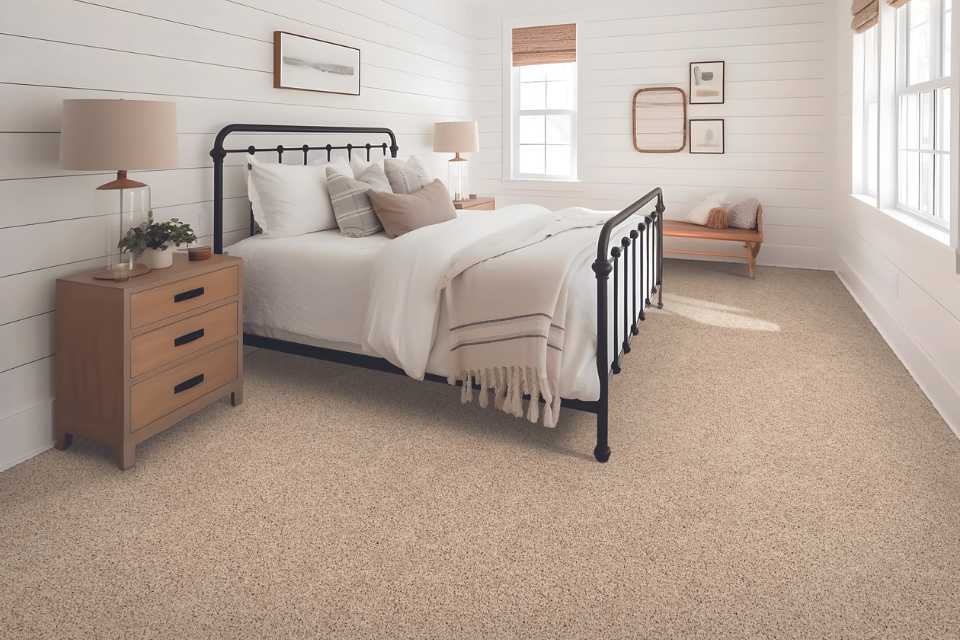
229 208 647 403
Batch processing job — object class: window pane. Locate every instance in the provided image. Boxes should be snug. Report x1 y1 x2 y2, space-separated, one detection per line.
868 102 879 196
519 82 545 110
546 114 571 144
545 145 571 176
899 95 908 148
920 91 934 149
919 152 934 213
546 80 572 109
907 151 920 209
907 93 920 149
545 63 573 81
945 0 953 77
937 153 950 221
937 88 951 151
519 65 547 82
519 115 545 144
519 145 545 174
899 151 908 202
908 0 932 85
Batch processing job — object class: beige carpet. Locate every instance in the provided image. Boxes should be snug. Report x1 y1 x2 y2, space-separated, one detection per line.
2 260 959 639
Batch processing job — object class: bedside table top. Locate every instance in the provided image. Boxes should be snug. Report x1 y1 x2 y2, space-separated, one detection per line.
454 196 495 210
59 253 241 291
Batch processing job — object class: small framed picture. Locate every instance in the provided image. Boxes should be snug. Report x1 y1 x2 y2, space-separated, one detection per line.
689 61 725 104
689 119 725 154
274 31 361 96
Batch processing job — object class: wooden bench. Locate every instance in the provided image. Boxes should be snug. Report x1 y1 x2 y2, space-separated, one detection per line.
662 206 764 278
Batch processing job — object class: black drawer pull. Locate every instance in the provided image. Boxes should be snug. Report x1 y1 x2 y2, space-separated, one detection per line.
173 287 205 303
173 328 204 347
174 374 204 394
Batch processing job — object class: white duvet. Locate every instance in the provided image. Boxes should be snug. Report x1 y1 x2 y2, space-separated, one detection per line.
231 205 637 404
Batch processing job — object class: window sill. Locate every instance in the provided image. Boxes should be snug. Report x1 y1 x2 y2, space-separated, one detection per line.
506 177 582 184
849 194 951 246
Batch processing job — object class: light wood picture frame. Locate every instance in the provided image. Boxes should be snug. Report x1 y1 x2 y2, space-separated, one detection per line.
689 119 725 154
273 31 361 96
632 87 688 153
689 61 725 104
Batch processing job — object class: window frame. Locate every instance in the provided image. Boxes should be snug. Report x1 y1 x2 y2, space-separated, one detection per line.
895 0 952 229
502 19 581 183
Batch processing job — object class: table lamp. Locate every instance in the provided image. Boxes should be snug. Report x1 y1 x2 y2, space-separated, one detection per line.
433 121 479 201
60 99 177 280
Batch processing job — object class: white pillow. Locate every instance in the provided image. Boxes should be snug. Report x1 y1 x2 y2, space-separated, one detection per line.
684 192 733 226
349 155 384 176
246 156 348 237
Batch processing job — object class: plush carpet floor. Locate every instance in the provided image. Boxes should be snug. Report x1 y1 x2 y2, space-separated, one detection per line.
2 260 959 639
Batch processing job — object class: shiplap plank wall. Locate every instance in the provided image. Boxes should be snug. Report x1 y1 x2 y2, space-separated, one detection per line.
0 0 478 470
472 0 834 269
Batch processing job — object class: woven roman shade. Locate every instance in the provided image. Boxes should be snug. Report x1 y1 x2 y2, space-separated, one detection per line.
887 0 911 7
852 0 880 32
512 23 576 66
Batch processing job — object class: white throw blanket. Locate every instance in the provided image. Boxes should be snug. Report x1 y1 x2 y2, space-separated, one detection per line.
363 205 611 427
442 212 609 426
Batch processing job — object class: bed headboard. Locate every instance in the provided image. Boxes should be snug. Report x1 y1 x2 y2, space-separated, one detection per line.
209 124 399 254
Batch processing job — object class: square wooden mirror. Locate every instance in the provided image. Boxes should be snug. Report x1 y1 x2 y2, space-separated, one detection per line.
632 87 687 153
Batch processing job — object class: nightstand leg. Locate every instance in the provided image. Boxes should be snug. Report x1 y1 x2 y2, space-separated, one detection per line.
54 432 73 450
119 442 136 470
231 387 244 407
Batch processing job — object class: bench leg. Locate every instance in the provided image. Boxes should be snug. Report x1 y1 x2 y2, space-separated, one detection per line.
745 242 758 279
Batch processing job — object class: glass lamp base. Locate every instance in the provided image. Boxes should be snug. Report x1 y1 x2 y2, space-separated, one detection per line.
448 158 469 201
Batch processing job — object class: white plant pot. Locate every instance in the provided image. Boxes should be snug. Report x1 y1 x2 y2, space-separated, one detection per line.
141 247 174 269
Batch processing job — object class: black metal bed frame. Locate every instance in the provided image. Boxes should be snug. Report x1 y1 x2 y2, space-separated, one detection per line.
211 124 664 463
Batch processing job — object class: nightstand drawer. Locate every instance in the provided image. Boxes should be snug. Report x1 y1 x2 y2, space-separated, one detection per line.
130 302 238 378
130 342 238 432
131 266 238 329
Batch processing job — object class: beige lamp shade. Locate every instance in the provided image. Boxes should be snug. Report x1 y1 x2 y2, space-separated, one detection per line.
433 121 479 154
60 99 177 171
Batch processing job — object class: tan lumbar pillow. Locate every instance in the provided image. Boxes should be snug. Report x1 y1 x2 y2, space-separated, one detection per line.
704 207 729 229
368 179 457 238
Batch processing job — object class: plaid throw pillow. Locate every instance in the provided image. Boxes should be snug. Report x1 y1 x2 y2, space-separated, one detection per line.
325 164 392 237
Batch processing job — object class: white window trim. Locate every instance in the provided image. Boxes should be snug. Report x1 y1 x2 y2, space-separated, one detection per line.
501 17 582 183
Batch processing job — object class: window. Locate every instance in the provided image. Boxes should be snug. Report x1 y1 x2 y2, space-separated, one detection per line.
513 63 577 179
854 26 880 198
896 0 951 227
510 23 578 180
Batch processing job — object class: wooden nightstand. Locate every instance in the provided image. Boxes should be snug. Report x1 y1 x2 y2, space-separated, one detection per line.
54 253 243 469
453 196 496 211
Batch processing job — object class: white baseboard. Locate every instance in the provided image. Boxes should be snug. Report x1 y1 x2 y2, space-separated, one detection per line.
837 260 960 439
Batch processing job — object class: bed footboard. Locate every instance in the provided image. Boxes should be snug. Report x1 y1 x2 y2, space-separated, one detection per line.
591 188 665 462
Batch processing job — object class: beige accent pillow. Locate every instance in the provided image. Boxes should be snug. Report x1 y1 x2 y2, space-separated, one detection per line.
368 180 457 238
728 197 760 229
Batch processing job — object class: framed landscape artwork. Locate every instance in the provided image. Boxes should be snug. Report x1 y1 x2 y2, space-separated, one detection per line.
689 119 725 154
273 31 361 96
689 61 724 104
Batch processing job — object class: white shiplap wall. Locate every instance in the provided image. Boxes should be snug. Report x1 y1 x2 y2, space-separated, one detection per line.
471 0 835 270
0 0 480 470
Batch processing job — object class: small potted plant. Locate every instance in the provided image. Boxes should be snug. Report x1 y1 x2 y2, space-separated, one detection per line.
118 212 197 269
